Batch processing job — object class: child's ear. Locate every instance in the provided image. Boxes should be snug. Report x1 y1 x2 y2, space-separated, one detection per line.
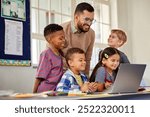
102 58 106 65
45 35 50 43
118 40 124 47
68 60 74 67
47 36 51 42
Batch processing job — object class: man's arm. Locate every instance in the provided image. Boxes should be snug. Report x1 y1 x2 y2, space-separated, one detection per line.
85 30 95 76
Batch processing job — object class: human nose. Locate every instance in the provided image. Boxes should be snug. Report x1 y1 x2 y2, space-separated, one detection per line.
63 39 68 48
83 60 86 64
114 62 119 66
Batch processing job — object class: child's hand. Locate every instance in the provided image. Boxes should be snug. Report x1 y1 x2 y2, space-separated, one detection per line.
105 82 112 89
88 82 98 92
81 82 89 93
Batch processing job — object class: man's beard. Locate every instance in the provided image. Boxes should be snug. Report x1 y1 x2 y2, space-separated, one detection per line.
77 22 90 33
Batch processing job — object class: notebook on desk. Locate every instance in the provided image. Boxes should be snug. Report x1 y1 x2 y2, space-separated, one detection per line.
104 64 146 94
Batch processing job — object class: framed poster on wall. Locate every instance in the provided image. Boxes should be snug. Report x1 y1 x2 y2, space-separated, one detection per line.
1 0 26 21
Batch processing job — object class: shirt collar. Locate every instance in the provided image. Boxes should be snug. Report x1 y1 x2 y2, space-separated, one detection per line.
67 69 84 78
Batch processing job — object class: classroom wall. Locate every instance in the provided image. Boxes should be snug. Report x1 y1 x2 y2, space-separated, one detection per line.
0 66 36 93
0 0 150 93
117 0 150 85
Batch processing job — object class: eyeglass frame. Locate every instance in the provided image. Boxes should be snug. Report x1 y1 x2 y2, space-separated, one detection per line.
82 16 96 25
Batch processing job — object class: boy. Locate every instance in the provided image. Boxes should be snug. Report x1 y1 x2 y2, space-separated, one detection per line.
33 24 66 93
56 48 97 93
99 29 130 63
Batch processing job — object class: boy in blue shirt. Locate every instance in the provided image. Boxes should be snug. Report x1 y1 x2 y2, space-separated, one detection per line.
56 48 97 93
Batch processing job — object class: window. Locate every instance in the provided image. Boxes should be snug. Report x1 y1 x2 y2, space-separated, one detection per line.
31 0 72 65
31 0 113 71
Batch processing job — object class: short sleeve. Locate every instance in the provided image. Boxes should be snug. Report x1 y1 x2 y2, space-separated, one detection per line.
36 52 52 79
95 67 106 83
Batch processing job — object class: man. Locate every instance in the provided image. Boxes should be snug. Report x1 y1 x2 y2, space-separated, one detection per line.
62 2 95 76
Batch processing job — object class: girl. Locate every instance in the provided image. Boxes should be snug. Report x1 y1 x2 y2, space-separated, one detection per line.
90 47 120 92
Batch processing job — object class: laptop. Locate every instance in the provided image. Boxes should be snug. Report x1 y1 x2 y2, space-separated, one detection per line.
104 64 146 94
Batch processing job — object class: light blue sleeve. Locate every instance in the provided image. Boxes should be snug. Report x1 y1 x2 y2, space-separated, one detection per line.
95 67 106 83
56 74 71 93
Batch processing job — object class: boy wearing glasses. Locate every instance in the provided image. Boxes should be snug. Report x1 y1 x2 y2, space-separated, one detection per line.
61 2 95 76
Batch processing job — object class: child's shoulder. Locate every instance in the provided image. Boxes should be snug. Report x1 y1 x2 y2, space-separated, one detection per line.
118 50 128 58
41 48 51 54
118 50 126 55
80 72 87 78
97 66 105 71
63 69 74 78
63 70 87 79
40 48 56 57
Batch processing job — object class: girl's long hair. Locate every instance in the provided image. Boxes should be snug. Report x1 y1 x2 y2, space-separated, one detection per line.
89 47 120 82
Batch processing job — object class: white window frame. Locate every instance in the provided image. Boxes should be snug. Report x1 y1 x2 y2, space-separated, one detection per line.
31 0 114 71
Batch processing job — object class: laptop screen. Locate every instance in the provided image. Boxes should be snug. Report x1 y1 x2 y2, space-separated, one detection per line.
109 64 146 94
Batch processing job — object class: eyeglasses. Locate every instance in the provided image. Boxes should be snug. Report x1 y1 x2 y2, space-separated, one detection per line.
82 17 96 24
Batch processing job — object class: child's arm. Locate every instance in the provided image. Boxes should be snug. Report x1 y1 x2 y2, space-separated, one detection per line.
56 75 71 93
96 82 112 92
94 67 106 92
33 78 43 93
97 83 105 92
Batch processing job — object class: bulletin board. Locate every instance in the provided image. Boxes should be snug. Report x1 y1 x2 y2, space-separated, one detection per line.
0 0 31 66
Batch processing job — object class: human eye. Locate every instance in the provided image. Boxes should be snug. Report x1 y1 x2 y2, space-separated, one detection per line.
112 35 116 39
59 37 64 41
117 60 120 63
111 59 115 62
84 17 89 21
84 17 93 22
79 59 82 62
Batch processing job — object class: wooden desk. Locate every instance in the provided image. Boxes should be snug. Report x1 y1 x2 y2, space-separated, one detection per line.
1 92 150 100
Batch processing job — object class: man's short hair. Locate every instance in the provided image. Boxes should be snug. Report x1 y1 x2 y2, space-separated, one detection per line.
74 2 94 14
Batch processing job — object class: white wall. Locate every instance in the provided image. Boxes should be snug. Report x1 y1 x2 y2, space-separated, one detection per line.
0 66 36 93
1 0 150 93
117 0 132 61
117 0 150 85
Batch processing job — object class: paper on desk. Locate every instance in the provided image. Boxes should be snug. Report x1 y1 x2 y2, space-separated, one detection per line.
0 90 14 96
83 92 111 97
12 93 48 98
68 90 87 96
